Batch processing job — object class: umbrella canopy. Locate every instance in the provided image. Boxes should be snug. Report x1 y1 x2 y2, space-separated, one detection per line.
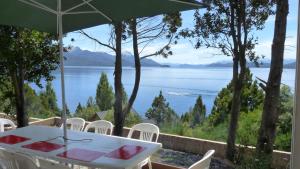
0 0 207 139
0 0 206 34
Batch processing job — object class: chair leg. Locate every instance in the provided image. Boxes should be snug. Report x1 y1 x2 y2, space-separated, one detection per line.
147 159 152 169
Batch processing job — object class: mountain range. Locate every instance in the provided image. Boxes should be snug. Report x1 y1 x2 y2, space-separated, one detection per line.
168 59 296 69
64 47 161 67
65 47 296 69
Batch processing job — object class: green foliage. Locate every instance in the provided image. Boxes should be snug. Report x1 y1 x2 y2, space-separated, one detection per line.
235 152 272 169
160 85 293 153
145 91 178 126
192 96 206 125
209 69 264 126
96 73 114 111
0 26 59 86
0 80 15 115
275 85 294 151
74 97 99 121
0 26 59 125
237 110 261 146
23 83 59 119
103 110 142 127
86 96 96 108
75 103 83 114
191 0 274 62
181 95 206 127
39 82 59 116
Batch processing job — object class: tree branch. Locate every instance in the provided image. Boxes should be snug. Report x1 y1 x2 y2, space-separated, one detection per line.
77 30 116 52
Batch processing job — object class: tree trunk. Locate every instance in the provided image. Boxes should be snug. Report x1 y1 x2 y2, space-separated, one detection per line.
113 22 124 136
124 19 141 116
226 56 245 161
11 62 28 127
257 0 289 156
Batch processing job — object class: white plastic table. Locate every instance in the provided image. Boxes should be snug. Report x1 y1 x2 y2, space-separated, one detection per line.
0 125 162 169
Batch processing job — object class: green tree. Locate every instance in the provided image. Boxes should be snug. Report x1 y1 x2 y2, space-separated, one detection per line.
190 0 273 160
209 69 264 126
275 85 293 151
257 0 289 159
24 84 43 118
96 73 114 111
0 26 59 127
81 14 182 136
104 110 142 127
75 103 83 114
0 80 15 115
86 96 96 108
146 91 178 126
191 96 206 126
74 103 99 121
39 82 59 115
181 96 206 127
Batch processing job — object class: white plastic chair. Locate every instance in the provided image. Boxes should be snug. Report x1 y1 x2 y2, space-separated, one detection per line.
96 111 108 120
188 150 215 169
0 118 16 132
14 153 40 169
61 118 85 132
38 159 71 169
0 149 18 169
0 150 39 169
127 123 160 169
84 120 113 135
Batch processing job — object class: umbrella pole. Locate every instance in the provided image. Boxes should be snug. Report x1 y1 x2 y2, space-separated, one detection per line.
58 0 67 140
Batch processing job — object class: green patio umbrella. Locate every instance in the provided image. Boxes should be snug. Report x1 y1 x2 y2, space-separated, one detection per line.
0 0 207 139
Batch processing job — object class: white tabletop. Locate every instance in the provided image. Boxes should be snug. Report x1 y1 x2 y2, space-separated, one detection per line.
0 125 162 169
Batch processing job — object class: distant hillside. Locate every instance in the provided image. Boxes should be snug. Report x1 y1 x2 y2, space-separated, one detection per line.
284 62 296 69
206 61 295 69
64 47 161 67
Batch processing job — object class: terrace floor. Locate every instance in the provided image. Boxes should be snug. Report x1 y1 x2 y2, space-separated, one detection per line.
152 149 233 169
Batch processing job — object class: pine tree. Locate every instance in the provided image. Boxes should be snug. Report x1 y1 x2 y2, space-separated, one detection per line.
40 82 59 113
191 95 206 126
96 73 114 111
75 103 83 114
145 91 177 126
86 96 96 108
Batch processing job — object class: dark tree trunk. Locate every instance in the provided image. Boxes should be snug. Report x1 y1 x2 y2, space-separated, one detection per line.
257 0 289 157
124 19 141 116
225 1 247 161
11 62 28 127
226 56 246 161
113 22 124 136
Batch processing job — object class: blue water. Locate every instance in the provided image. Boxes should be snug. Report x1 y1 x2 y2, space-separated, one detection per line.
31 67 296 117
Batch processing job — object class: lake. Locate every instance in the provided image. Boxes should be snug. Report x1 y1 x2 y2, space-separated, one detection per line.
31 67 296 117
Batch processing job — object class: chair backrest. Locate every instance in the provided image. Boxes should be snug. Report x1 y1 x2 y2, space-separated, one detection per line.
188 150 215 169
61 118 85 131
127 123 160 142
0 150 39 169
96 111 108 120
0 149 18 169
0 118 16 132
14 153 39 169
84 120 113 135
38 159 70 169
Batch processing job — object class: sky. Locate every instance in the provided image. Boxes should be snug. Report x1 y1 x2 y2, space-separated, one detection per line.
64 0 298 65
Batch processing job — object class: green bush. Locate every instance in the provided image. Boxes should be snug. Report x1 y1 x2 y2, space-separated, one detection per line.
103 110 142 127
209 69 264 126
